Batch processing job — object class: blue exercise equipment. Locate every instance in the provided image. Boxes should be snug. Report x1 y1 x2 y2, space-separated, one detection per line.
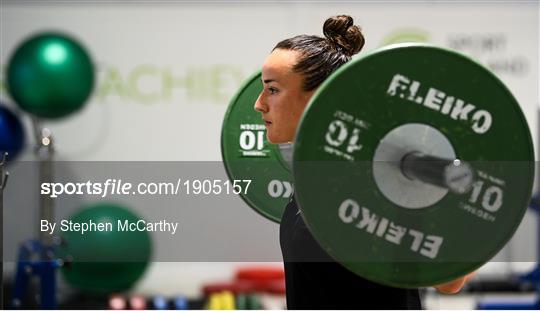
0 104 25 161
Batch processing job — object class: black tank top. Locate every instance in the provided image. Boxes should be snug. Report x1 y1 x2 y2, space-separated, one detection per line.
280 196 422 310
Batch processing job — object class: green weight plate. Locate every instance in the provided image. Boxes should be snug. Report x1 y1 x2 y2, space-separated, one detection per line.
221 71 293 223
293 43 534 287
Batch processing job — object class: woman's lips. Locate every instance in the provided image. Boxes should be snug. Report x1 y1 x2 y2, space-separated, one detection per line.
265 120 272 126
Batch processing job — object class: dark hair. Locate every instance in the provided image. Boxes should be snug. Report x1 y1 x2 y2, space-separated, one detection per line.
273 15 365 91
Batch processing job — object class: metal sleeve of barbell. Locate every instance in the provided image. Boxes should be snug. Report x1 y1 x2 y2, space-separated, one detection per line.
401 152 474 194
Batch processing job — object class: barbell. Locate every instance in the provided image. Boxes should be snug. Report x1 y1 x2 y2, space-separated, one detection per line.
221 43 534 288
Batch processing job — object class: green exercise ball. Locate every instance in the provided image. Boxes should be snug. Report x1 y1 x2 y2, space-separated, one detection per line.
59 203 152 295
6 32 94 119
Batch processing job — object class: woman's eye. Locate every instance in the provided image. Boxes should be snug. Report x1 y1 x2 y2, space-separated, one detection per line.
268 87 279 94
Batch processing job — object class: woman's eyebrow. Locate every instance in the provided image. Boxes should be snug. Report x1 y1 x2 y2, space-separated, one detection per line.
263 79 277 84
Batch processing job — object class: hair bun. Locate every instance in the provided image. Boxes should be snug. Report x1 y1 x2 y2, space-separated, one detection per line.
323 15 365 56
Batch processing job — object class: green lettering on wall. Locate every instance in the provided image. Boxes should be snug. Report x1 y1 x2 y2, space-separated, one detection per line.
2 63 248 105
211 65 244 103
162 66 195 101
97 66 128 101
128 64 161 104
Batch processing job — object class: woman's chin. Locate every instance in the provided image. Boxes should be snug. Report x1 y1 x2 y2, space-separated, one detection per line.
267 135 284 145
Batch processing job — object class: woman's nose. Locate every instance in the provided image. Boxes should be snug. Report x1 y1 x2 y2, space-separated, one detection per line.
254 93 267 113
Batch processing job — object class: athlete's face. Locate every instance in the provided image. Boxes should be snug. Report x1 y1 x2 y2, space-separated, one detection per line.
254 49 315 144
